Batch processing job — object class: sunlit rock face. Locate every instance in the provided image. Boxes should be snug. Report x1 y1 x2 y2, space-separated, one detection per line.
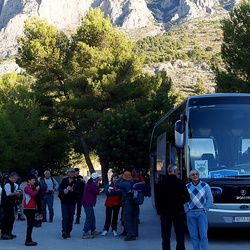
0 0 237 75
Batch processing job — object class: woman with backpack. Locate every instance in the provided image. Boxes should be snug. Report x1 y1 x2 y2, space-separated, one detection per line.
101 173 122 237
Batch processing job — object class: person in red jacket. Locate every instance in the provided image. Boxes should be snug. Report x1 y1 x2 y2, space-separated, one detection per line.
101 173 122 237
23 174 40 246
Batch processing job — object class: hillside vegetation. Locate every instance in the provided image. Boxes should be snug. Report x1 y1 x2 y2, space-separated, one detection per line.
135 17 226 95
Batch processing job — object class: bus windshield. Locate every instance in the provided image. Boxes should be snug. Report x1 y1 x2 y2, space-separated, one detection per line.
188 104 250 178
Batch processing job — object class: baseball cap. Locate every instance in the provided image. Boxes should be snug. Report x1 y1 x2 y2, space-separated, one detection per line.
91 172 102 179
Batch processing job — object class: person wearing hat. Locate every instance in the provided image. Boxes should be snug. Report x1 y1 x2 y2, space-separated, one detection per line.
81 172 104 239
58 168 80 239
115 171 139 241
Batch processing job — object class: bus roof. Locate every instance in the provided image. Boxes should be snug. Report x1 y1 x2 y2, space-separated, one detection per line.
187 93 250 100
153 93 250 130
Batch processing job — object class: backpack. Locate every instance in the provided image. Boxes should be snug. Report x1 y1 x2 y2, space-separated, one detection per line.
128 182 144 205
39 177 48 192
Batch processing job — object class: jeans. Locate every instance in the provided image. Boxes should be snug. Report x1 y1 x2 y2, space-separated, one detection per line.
123 203 139 237
24 209 36 242
83 206 96 233
160 210 186 250
61 203 76 234
42 193 54 219
103 206 120 231
187 209 208 250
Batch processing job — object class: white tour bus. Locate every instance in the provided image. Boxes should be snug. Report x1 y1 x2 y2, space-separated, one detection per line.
150 93 250 227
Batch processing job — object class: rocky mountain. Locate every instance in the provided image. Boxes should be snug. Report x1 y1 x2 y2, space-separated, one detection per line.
0 0 238 78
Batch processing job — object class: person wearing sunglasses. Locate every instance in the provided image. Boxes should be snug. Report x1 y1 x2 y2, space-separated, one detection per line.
184 170 213 250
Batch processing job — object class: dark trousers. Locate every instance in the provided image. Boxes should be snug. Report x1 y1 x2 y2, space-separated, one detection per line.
61 203 76 234
160 211 186 250
103 206 120 231
75 195 82 219
24 209 36 242
1 206 15 235
123 203 139 237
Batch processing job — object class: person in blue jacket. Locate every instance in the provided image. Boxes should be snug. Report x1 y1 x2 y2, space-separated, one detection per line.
115 171 139 241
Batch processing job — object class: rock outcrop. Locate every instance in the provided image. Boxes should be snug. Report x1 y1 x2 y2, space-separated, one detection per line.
0 0 237 76
0 0 158 58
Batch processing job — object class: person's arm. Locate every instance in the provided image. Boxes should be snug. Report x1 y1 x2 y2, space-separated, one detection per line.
110 188 122 195
90 182 100 195
181 182 190 204
105 183 112 196
203 184 214 212
184 184 191 213
58 178 68 194
53 178 59 191
4 183 20 197
139 174 145 184
114 178 123 188
24 185 39 197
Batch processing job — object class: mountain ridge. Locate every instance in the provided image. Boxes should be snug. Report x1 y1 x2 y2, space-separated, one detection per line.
0 0 236 59
0 0 236 92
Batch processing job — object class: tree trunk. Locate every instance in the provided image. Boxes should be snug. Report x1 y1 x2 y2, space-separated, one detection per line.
99 155 109 187
71 117 95 174
57 77 95 174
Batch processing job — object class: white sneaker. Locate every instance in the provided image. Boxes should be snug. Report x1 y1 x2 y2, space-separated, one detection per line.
101 230 108 236
112 230 118 237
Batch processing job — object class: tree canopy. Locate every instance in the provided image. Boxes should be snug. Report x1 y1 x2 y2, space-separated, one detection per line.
14 8 178 180
0 72 49 173
215 0 250 92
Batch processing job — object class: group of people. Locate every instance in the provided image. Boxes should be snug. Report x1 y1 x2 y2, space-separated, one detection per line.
0 166 148 246
0 164 211 249
58 166 147 242
0 169 60 246
156 164 213 250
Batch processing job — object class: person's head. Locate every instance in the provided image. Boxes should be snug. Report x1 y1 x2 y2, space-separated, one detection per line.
122 171 133 181
44 170 51 179
110 173 119 183
74 168 80 176
30 169 38 176
67 168 76 178
167 164 179 175
189 169 200 184
91 172 102 181
9 172 19 183
126 166 137 176
27 174 37 186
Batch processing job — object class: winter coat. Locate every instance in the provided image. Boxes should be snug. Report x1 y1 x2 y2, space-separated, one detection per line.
81 181 100 207
104 182 122 207
23 183 39 209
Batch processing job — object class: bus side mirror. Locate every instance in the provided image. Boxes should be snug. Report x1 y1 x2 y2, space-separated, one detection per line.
175 119 185 148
